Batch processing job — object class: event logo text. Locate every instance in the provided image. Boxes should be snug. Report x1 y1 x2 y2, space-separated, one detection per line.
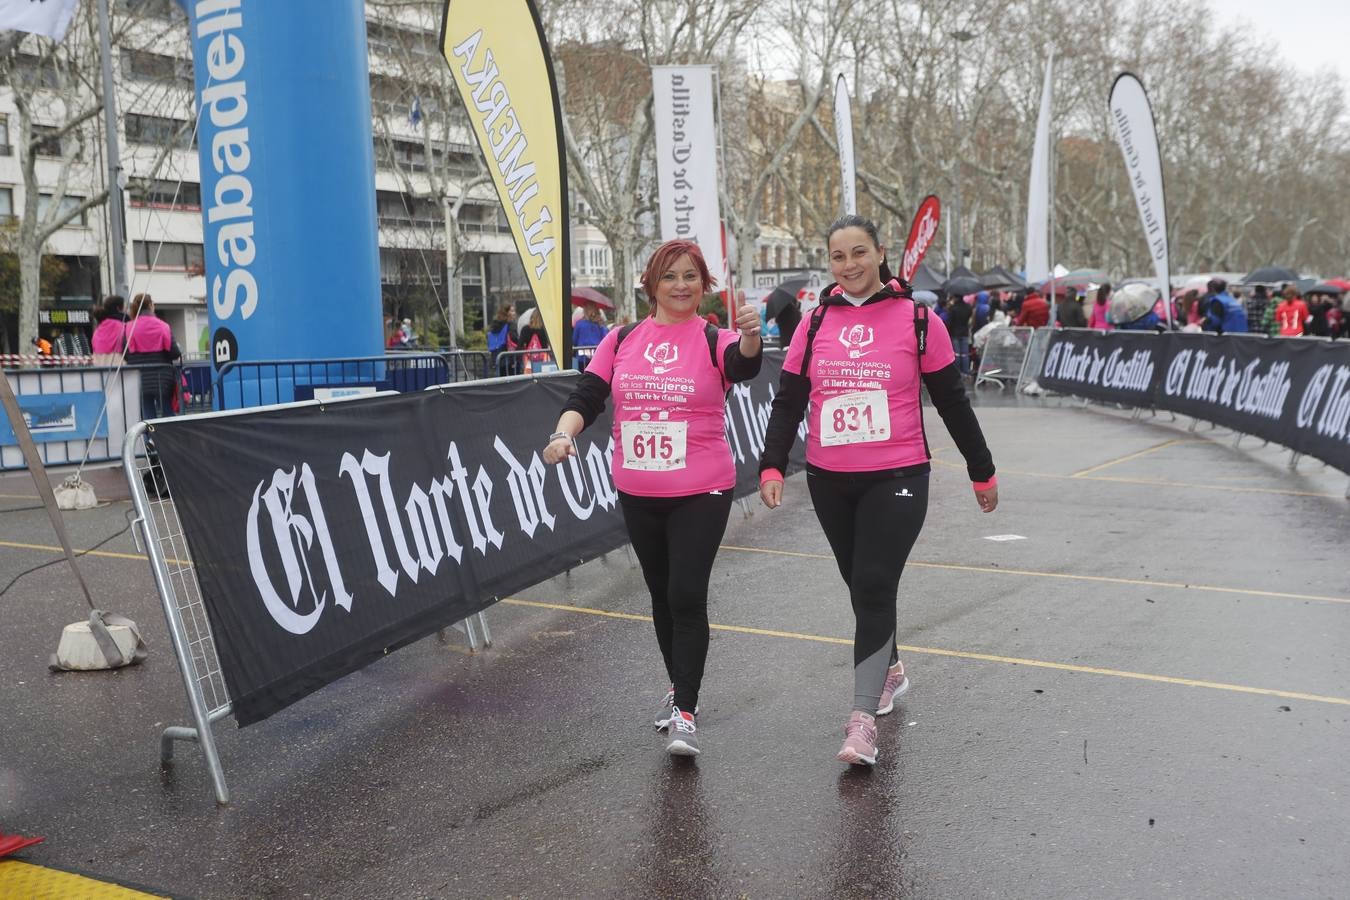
1043 342 1154 392
1162 349 1290 420
245 437 616 635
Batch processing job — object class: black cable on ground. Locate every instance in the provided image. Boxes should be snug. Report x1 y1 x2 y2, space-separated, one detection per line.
0 514 134 599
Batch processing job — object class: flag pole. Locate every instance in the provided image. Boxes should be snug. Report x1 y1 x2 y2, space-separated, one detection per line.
1046 47 1057 316
95 0 129 299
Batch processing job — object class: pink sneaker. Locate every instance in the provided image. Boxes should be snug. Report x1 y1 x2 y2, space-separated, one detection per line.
876 659 910 716
837 711 878 766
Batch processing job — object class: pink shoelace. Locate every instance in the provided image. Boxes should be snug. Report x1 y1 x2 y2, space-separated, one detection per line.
844 715 876 744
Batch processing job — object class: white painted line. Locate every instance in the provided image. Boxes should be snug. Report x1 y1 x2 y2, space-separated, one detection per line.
983 534 1028 542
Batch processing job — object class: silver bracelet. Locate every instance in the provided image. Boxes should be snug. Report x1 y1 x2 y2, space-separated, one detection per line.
547 432 573 444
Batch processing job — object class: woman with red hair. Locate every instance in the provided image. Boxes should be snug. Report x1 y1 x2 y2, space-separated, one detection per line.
543 239 763 757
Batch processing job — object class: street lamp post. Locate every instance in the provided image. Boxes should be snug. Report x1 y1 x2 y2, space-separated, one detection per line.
443 192 460 350
950 29 976 271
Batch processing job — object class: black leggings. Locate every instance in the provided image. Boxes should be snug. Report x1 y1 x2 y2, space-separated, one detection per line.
620 490 735 712
807 468 929 712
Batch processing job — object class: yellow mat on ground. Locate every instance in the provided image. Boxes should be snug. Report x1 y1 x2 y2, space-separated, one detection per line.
0 860 167 898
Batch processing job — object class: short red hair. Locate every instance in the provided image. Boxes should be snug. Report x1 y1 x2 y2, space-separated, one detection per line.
640 239 716 301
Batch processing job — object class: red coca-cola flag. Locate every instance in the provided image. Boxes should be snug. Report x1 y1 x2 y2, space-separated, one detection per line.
900 195 941 283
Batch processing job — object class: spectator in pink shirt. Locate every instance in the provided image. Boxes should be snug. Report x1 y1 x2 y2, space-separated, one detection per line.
124 293 181 420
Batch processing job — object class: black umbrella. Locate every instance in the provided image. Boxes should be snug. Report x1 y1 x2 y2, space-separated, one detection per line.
1306 282 1347 296
764 276 808 319
943 279 982 297
979 266 1027 290
1241 265 1300 285
910 262 946 292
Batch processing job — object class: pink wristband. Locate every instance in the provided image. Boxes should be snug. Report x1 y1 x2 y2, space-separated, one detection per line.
972 476 998 491
760 468 784 486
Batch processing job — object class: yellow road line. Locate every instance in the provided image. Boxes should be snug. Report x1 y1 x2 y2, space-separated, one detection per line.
8 536 1342 608
500 597 1350 707
929 457 1344 499
1070 438 1197 477
0 539 189 567
718 544 1350 605
0 861 166 898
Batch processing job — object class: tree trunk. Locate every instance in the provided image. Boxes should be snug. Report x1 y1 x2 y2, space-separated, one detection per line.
18 250 40 352
614 242 636 323
734 218 759 301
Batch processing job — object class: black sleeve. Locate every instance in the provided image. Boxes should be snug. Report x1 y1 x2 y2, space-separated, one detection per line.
921 362 995 482
167 339 182 363
758 369 811 475
721 341 762 383
560 371 611 431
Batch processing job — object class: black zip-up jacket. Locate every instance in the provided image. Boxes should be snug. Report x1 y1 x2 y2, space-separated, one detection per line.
759 282 995 483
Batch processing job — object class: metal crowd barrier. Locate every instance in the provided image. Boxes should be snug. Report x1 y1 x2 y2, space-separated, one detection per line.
1017 327 1056 394
0 363 173 470
122 397 494 805
492 347 560 377
441 349 494 382
974 326 1035 391
213 353 450 409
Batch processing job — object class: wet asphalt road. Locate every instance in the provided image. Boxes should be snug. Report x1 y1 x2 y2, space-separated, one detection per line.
1 398 1347 899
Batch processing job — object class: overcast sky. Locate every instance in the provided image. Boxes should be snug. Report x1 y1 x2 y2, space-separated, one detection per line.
1213 0 1350 92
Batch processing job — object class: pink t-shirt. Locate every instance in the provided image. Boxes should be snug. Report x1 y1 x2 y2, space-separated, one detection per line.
783 297 956 472
91 318 126 354
124 315 173 353
584 316 739 497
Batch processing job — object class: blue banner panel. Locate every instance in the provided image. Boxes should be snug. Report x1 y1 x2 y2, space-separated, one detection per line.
0 391 109 445
180 0 383 378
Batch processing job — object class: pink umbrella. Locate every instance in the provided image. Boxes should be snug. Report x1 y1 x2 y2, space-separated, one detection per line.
571 286 614 309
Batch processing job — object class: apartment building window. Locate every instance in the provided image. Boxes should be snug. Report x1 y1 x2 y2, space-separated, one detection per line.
0 187 14 225
32 124 75 159
38 193 86 226
121 50 193 87
126 114 195 150
128 179 201 210
3 54 61 91
367 22 438 60
379 247 440 285
0 115 10 156
119 0 184 20
376 190 440 228
134 240 204 272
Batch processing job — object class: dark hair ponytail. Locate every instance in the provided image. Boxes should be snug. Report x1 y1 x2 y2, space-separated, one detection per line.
827 214 882 248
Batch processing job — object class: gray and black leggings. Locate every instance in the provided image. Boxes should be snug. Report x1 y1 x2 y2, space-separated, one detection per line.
807 466 929 713
620 490 735 713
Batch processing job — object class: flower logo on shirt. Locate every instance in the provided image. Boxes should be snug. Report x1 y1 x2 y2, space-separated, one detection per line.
643 341 680 374
837 324 876 359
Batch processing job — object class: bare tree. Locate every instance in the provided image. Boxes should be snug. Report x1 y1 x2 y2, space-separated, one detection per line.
547 0 761 322
366 1 497 340
1 3 192 351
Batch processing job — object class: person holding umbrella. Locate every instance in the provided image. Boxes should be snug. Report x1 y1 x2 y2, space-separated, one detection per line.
542 239 763 757
757 214 997 767
764 279 807 346
571 287 613 370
